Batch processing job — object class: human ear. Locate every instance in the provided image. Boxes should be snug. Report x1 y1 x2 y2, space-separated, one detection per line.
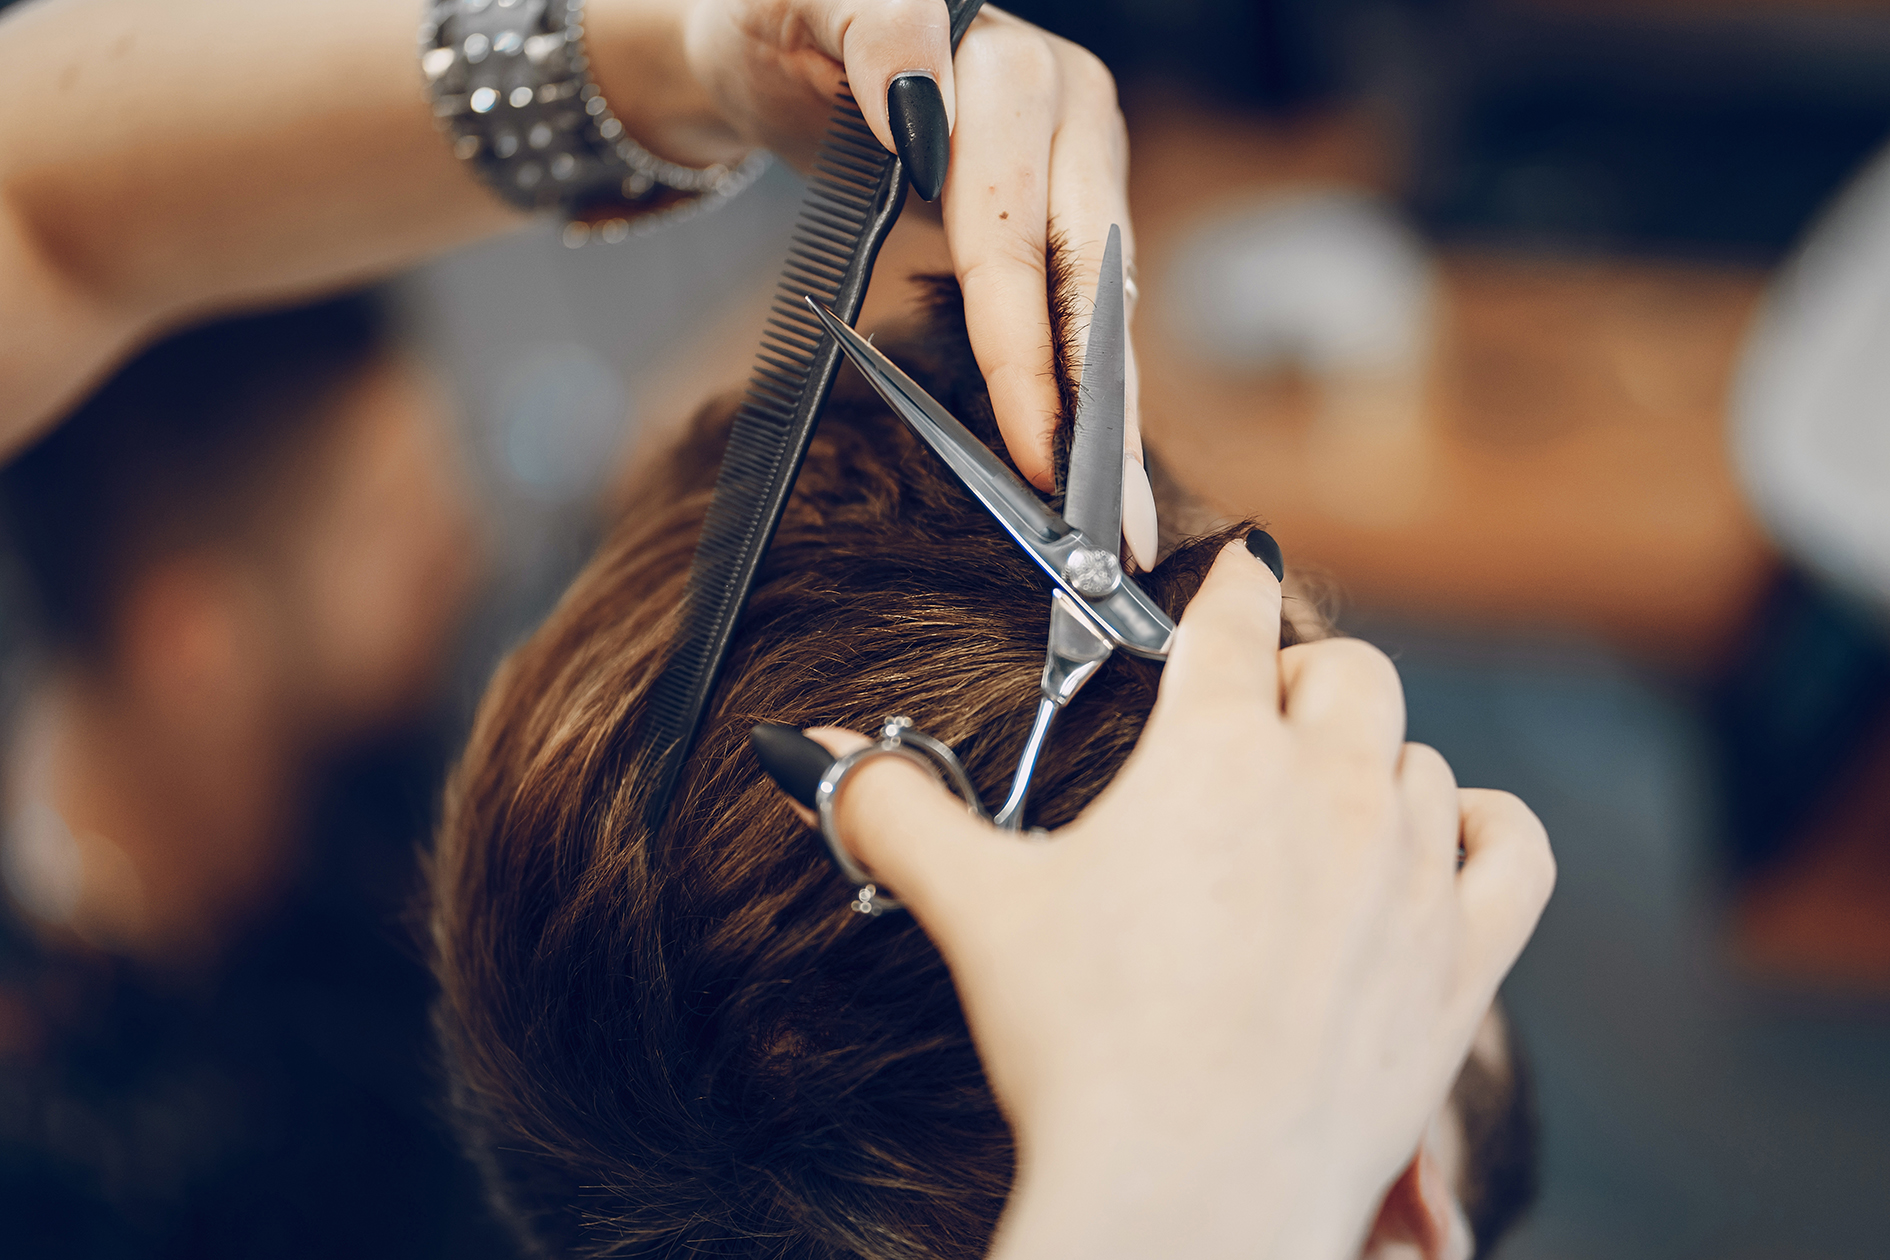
1359 1138 1474 1260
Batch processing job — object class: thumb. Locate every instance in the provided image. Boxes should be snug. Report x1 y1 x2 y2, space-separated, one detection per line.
751 722 1001 932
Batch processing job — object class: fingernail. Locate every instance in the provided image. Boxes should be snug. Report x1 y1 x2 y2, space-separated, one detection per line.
750 723 836 810
888 72 949 201
1123 453 1159 571
1245 528 1284 582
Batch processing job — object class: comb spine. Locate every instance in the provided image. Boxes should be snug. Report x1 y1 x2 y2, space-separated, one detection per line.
639 103 905 825
640 0 987 828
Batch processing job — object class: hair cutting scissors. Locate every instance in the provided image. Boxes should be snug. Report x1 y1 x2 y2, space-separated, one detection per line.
806 224 1171 834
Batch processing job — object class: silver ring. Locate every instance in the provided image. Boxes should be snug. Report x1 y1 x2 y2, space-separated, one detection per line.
813 717 990 916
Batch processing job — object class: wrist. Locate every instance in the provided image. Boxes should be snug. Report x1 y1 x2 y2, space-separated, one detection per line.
583 0 745 168
990 1105 1377 1260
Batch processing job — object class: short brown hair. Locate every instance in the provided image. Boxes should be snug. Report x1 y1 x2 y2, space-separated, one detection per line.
427 288 1526 1258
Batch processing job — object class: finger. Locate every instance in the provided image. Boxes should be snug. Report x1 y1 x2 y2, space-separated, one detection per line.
942 15 1062 487
1122 391 1157 571
1455 789 1556 980
1038 49 1154 561
1396 743 1461 872
1278 637 1407 765
1155 539 1284 720
1041 43 1137 462
825 0 958 156
801 727 1011 939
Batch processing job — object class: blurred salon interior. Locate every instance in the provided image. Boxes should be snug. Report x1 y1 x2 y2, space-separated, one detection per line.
4 0 1890 1256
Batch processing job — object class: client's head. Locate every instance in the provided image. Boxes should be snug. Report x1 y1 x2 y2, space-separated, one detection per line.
0 294 479 739
429 287 1536 1259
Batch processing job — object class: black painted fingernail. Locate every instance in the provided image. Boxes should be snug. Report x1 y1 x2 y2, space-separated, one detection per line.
888 72 949 201
750 723 836 810
1245 528 1284 582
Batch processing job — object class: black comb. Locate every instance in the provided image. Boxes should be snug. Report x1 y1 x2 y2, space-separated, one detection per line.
639 0 986 826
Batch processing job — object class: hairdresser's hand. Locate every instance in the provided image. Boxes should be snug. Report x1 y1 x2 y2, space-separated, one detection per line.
797 543 1555 1259
0 0 1135 508
680 1 1142 501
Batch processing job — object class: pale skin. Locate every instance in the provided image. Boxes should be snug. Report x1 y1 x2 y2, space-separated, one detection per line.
0 0 1133 488
0 0 1555 1252
803 544 1555 1259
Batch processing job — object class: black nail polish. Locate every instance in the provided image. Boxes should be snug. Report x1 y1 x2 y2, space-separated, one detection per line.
887 73 949 201
750 723 836 810
1245 528 1284 582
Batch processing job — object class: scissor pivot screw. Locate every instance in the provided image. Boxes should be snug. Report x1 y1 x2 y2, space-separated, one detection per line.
1063 547 1123 599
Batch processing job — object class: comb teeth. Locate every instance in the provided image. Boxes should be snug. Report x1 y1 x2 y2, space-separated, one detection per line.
640 0 988 827
639 89 906 821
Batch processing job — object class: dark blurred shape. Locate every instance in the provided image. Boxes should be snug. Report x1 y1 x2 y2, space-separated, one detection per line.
2 299 382 659
1734 703 1890 991
1004 0 1354 112
1453 1012 1540 1257
1019 0 1890 261
1407 6 1890 260
0 734 508 1260
0 297 498 1258
1424 85 1890 259
1711 569 1890 874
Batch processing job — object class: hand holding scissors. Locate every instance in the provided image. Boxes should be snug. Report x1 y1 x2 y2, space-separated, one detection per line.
780 544 1555 1258
806 224 1153 858
760 242 1555 1253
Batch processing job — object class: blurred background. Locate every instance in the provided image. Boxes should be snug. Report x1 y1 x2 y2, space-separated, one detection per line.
5 0 1890 1256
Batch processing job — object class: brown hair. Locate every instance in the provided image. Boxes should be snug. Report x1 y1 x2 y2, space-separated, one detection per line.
427 288 1527 1257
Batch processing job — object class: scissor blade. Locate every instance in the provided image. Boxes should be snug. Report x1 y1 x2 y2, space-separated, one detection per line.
808 298 1175 658
807 298 1064 544
1063 224 1126 555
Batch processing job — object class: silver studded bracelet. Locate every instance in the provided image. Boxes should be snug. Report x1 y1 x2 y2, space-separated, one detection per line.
420 0 768 245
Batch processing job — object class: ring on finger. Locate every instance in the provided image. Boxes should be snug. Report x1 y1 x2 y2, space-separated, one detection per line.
814 716 988 916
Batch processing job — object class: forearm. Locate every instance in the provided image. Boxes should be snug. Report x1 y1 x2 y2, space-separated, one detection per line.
0 0 720 454
986 1108 1375 1260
